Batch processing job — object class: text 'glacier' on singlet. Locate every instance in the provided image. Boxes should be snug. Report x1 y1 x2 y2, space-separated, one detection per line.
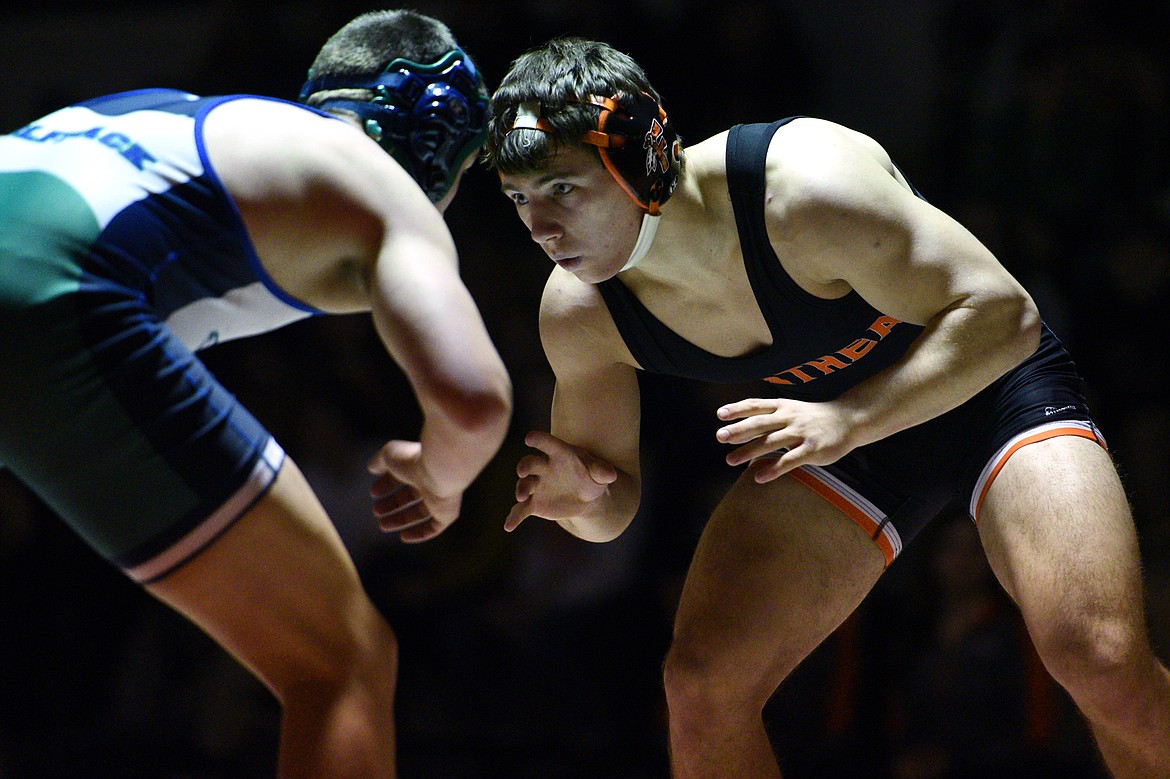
0 88 323 351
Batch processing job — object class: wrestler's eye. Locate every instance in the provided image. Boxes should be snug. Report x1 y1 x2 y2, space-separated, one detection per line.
508 192 528 205
552 182 573 196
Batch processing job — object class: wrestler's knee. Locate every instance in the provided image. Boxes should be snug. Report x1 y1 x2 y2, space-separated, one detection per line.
1028 610 1154 714
272 604 399 707
662 637 767 731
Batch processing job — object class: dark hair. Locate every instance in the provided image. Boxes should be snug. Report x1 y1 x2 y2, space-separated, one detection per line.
303 10 460 105
483 37 663 174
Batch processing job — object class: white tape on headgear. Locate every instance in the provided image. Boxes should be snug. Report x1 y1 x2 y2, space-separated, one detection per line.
511 100 546 131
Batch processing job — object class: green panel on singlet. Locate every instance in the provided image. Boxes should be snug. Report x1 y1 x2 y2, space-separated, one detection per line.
0 170 203 562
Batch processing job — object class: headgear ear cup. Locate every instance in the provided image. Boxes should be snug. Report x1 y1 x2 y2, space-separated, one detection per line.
408 78 483 195
582 92 682 215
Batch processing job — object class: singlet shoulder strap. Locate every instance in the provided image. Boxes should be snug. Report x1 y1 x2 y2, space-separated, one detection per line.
726 121 791 199
725 118 807 339
594 276 685 374
726 118 806 197
593 118 801 377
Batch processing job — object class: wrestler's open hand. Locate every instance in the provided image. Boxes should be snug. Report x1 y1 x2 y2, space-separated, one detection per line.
368 440 462 543
715 398 856 482
505 430 617 532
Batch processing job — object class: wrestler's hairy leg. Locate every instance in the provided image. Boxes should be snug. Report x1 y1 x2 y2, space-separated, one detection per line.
147 457 398 779
978 436 1170 779
663 468 886 778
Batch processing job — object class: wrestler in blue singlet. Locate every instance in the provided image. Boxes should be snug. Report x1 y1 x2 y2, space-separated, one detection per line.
0 89 326 582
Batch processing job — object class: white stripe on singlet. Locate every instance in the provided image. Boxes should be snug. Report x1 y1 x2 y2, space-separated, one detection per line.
126 437 284 583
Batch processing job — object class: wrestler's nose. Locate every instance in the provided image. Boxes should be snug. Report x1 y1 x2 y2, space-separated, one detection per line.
527 203 563 244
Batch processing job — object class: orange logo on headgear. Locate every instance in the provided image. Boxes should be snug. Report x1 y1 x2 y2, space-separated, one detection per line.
644 118 670 174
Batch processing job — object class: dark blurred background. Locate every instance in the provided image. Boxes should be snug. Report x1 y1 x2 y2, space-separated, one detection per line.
2 1 1168 776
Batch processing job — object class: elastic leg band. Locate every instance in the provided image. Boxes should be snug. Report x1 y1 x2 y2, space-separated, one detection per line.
126 438 285 583
969 420 1106 524
762 458 903 567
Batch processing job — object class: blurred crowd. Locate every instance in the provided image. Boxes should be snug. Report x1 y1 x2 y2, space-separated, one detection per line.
1 0 1167 776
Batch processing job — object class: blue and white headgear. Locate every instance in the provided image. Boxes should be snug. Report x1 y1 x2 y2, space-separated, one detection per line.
300 48 489 202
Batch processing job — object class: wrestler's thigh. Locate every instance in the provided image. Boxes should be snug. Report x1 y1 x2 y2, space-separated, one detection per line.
977 436 1146 634
147 457 381 694
672 468 886 682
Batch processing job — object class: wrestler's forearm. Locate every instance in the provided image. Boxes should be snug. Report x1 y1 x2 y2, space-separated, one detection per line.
837 294 1041 448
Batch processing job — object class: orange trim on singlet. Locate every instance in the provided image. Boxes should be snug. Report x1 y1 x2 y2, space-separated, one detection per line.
972 425 1102 524
789 468 897 567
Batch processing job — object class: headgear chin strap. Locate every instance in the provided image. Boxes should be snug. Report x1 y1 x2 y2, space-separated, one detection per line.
581 92 682 216
620 212 660 272
300 48 488 203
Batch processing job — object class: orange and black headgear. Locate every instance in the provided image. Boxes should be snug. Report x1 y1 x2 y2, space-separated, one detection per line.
511 91 682 215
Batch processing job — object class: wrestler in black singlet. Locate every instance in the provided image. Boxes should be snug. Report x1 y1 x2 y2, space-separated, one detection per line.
597 120 1102 563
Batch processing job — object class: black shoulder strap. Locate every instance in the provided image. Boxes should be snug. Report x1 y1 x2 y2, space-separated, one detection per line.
594 277 683 373
726 119 801 337
726 121 786 200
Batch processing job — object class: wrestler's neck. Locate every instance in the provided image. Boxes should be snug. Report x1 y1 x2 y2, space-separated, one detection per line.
618 150 736 287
